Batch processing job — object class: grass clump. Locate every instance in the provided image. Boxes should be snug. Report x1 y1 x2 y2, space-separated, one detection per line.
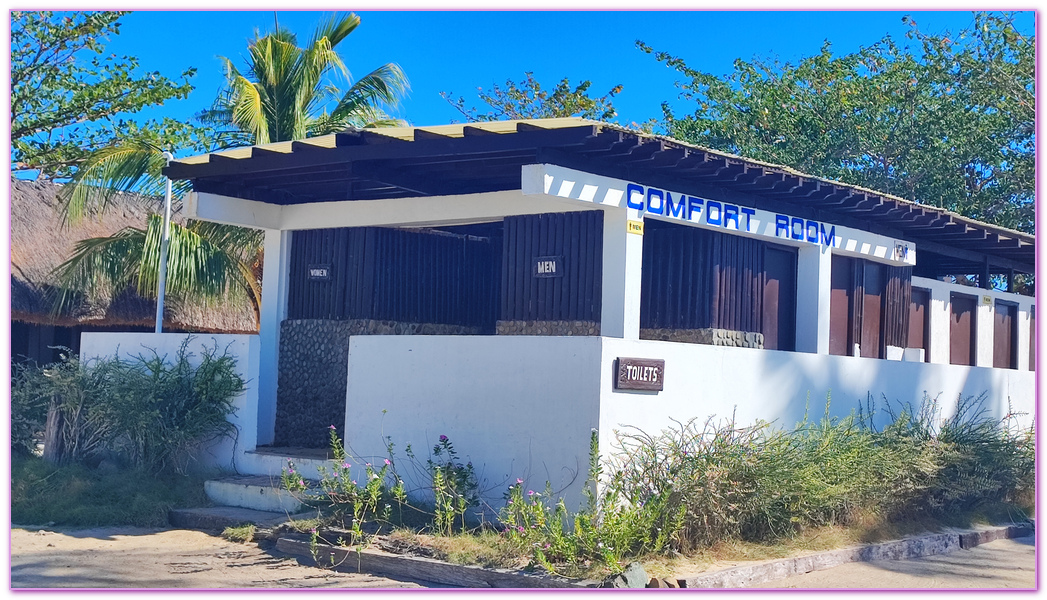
11 454 210 527
222 524 257 543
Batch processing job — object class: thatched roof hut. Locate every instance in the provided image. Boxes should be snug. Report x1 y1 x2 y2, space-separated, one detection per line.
10 178 258 334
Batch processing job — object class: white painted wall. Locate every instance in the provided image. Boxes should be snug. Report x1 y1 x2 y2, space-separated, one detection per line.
79 333 260 473
796 244 832 354
340 334 1033 511
257 228 292 445
912 276 1035 370
343 335 604 511
601 208 643 339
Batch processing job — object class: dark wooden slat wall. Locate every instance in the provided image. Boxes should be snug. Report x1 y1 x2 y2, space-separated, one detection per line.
1031 307 1036 371
501 211 604 322
883 266 913 350
829 255 854 356
287 227 499 329
909 287 930 362
993 301 1018 369
829 256 912 358
639 223 776 335
950 293 977 366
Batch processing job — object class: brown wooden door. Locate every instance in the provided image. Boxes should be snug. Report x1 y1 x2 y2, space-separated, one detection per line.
909 287 930 362
762 246 797 351
950 293 977 366
861 262 885 358
829 255 853 356
1031 307 1036 371
994 301 1018 369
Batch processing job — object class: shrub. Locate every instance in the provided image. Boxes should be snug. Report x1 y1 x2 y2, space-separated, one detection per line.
10 338 244 473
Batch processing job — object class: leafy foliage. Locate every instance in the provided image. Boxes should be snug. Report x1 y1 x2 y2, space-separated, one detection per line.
197 12 408 146
52 214 264 322
639 12 1034 232
11 11 206 179
10 339 245 474
442 72 621 122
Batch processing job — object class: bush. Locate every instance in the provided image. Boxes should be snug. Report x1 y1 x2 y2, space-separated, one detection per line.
10 338 244 473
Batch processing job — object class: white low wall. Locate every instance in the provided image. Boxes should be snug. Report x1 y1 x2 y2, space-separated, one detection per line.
599 338 1035 457
79 333 260 474
344 335 604 510
344 335 1034 510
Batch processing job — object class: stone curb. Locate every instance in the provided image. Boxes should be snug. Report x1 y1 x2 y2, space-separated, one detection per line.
275 536 600 588
168 506 313 531
679 523 1034 588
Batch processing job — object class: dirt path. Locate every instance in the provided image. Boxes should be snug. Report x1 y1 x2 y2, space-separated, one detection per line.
10 526 431 589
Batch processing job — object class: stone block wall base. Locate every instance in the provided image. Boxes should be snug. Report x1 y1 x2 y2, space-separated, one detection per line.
496 320 601 336
641 328 765 349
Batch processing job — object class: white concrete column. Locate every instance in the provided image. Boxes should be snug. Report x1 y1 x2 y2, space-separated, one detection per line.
1016 301 1033 371
256 229 292 446
600 207 643 339
927 286 951 364
795 245 832 354
975 293 994 368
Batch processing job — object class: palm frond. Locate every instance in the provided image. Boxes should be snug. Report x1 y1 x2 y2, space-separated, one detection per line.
329 63 409 126
58 141 172 225
50 226 148 316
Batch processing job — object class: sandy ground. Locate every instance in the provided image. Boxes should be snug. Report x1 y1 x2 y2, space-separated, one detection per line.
10 525 432 589
753 535 1036 589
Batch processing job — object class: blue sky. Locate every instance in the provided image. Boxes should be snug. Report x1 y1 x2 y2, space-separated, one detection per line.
97 10 1034 143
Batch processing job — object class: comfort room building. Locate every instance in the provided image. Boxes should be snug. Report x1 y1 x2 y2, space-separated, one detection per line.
79 118 1036 505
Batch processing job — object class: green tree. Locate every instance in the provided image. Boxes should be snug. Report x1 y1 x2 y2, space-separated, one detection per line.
11 11 204 179
442 71 622 122
638 12 1034 233
53 12 408 326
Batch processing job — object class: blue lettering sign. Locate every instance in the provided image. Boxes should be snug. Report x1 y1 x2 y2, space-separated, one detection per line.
647 189 664 216
806 220 819 243
791 217 805 241
626 183 645 210
741 207 756 232
820 224 836 247
665 192 685 218
707 201 722 226
723 204 739 230
776 215 790 237
687 196 704 221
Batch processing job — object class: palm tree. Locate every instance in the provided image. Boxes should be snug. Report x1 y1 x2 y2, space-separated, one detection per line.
54 12 409 327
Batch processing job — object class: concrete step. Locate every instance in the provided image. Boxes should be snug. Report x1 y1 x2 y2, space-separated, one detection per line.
204 475 309 513
168 506 302 531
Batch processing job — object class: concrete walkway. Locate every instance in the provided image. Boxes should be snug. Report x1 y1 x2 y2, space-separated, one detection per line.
753 535 1035 589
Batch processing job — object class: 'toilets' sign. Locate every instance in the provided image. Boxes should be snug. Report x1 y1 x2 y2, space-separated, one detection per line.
522 164 916 267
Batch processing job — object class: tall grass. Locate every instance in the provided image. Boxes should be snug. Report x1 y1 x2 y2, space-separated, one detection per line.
10 338 244 473
607 394 1033 554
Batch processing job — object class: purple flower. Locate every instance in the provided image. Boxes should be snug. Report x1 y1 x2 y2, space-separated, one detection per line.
439 435 449 442
329 425 336 430
351 480 357 486
342 462 350 469
365 463 371 467
310 528 317 534
527 490 535 496
288 469 295 475
517 526 525 533
516 478 524 485
298 479 305 487
384 459 391 465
